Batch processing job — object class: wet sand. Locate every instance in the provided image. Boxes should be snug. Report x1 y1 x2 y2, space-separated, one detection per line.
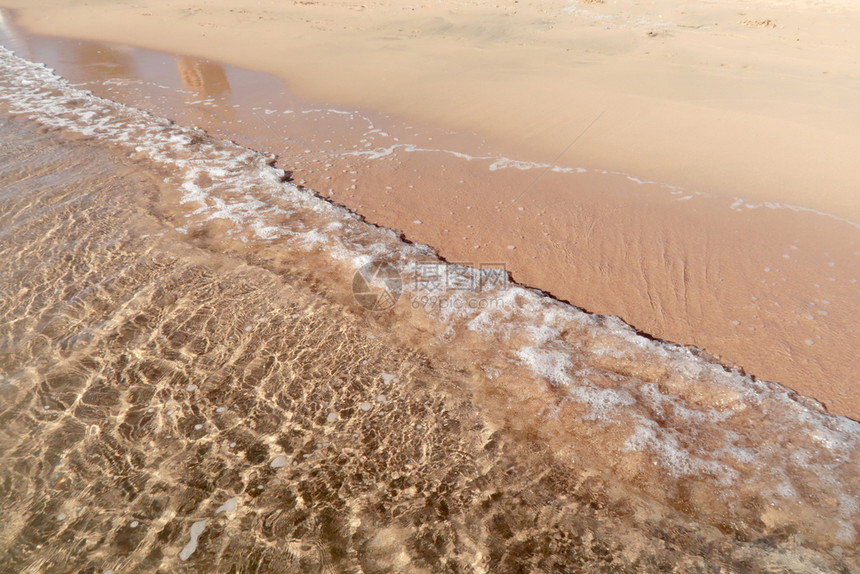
1 60 858 571
1 15 857 419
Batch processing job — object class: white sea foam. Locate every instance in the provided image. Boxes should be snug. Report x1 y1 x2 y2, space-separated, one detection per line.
345 130 860 231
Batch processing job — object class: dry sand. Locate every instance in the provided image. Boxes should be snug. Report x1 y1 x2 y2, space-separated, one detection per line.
4 0 860 218
1 0 859 418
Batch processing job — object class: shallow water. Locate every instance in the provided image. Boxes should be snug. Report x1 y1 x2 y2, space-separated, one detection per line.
0 45 858 572
1 11 858 419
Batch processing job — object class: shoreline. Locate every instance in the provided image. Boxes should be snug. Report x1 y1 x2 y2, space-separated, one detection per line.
0 109 860 573
0 14 858 420
0 44 858 569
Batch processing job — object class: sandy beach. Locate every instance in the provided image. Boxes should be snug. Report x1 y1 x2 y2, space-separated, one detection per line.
0 20 858 570
1 0 857 419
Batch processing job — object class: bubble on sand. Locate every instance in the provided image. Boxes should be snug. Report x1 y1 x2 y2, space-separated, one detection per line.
56 513 66 521
215 498 237 515
179 519 208 561
194 424 203 430
381 372 396 385
270 455 288 468
229 442 237 448
216 407 225 413
130 520 139 528
327 412 339 422
377 394 387 403
185 384 196 391
360 402 372 412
